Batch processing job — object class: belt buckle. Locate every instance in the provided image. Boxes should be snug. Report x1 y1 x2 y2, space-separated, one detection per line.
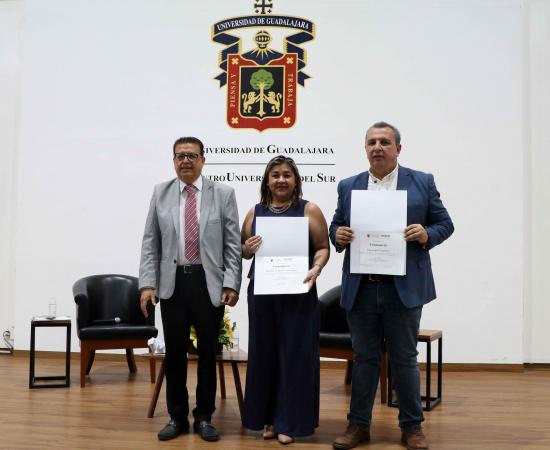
183 265 192 274
368 274 378 282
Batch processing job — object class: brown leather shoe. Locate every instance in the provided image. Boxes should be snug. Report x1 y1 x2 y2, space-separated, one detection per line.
333 422 370 449
401 424 429 449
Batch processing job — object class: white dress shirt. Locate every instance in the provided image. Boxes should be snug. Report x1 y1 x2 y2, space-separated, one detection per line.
368 164 399 191
178 175 202 265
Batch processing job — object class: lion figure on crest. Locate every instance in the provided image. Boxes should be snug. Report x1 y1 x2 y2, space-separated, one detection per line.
266 91 283 113
241 92 258 113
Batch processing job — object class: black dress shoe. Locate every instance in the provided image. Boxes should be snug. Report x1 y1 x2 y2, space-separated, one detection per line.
193 420 220 441
158 419 189 441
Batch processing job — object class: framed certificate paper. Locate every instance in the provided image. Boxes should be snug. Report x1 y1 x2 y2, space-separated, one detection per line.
254 216 309 295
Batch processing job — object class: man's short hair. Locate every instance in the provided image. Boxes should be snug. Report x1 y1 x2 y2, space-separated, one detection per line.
173 137 204 156
366 121 401 145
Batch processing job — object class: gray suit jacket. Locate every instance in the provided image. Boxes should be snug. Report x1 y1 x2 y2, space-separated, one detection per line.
139 176 242 306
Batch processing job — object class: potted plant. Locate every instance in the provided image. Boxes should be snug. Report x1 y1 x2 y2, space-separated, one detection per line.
189 310 236 354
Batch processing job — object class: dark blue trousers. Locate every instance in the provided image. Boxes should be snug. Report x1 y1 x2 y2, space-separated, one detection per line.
346 278 424 428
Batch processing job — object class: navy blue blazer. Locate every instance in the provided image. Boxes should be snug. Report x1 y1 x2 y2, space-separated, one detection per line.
329 166 454 310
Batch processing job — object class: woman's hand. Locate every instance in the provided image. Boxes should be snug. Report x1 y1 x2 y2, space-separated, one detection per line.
243 235 262 258
303 264 322 290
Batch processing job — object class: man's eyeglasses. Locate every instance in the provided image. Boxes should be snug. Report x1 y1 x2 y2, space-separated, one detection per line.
174 152 201 162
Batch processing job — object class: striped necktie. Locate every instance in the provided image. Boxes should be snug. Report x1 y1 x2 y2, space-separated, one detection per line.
184 184 199 262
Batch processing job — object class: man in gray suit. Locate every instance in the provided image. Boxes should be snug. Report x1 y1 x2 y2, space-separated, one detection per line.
139 136 241 442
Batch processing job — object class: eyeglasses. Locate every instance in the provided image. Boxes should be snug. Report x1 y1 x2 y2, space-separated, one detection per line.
174 152 201 162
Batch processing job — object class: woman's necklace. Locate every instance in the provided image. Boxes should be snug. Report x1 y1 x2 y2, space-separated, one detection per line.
268 201 293 214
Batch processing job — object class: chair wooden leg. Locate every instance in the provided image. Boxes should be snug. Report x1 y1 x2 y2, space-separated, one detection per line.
149 357 156 384
85 350 95 375
126 349 137 373
80 342 90 388
345 359 353 385
380 351 388 404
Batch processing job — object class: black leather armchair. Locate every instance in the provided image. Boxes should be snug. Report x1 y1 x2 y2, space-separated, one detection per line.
318 285 387 403
319 286 354 383
72 274 158 387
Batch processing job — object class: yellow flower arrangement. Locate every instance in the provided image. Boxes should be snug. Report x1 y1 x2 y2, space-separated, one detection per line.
189 310 236 350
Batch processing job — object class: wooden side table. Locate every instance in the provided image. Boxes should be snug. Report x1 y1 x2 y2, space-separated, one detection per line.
387 329 443 411
144 349 247 420
29 317 71 388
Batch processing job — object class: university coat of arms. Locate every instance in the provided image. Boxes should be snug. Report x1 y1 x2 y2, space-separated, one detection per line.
212 1 315 131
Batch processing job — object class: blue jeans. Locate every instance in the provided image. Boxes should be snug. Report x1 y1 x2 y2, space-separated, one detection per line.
346 278 424 428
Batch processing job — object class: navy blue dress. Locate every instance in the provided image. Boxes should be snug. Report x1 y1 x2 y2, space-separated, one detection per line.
243 199 320 437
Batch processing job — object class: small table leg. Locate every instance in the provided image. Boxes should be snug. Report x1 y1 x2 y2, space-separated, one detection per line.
231 362 244 423
149 358 156 384
438 337 443 401
218 361 226 399
29 324 36 388
425 340 432 410
65 323 71 387
147 359 166 418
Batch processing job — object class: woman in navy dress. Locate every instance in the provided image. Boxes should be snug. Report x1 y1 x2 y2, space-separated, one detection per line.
241 156 330 444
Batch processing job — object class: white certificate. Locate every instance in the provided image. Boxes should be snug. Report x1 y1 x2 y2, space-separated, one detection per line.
350 191 407 275
254 216 309 295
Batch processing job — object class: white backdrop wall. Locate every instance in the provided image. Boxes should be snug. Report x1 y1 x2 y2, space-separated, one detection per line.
0 0 20 344
4 0 542 363
524 0 550 363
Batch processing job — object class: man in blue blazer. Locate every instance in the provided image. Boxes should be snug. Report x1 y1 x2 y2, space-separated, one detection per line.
330 122 453 450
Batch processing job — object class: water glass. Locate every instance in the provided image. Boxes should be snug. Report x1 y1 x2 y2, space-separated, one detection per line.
48 297 57 318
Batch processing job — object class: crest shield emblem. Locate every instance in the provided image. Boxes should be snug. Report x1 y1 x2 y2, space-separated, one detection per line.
213 2 315 131
227 53 297 131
